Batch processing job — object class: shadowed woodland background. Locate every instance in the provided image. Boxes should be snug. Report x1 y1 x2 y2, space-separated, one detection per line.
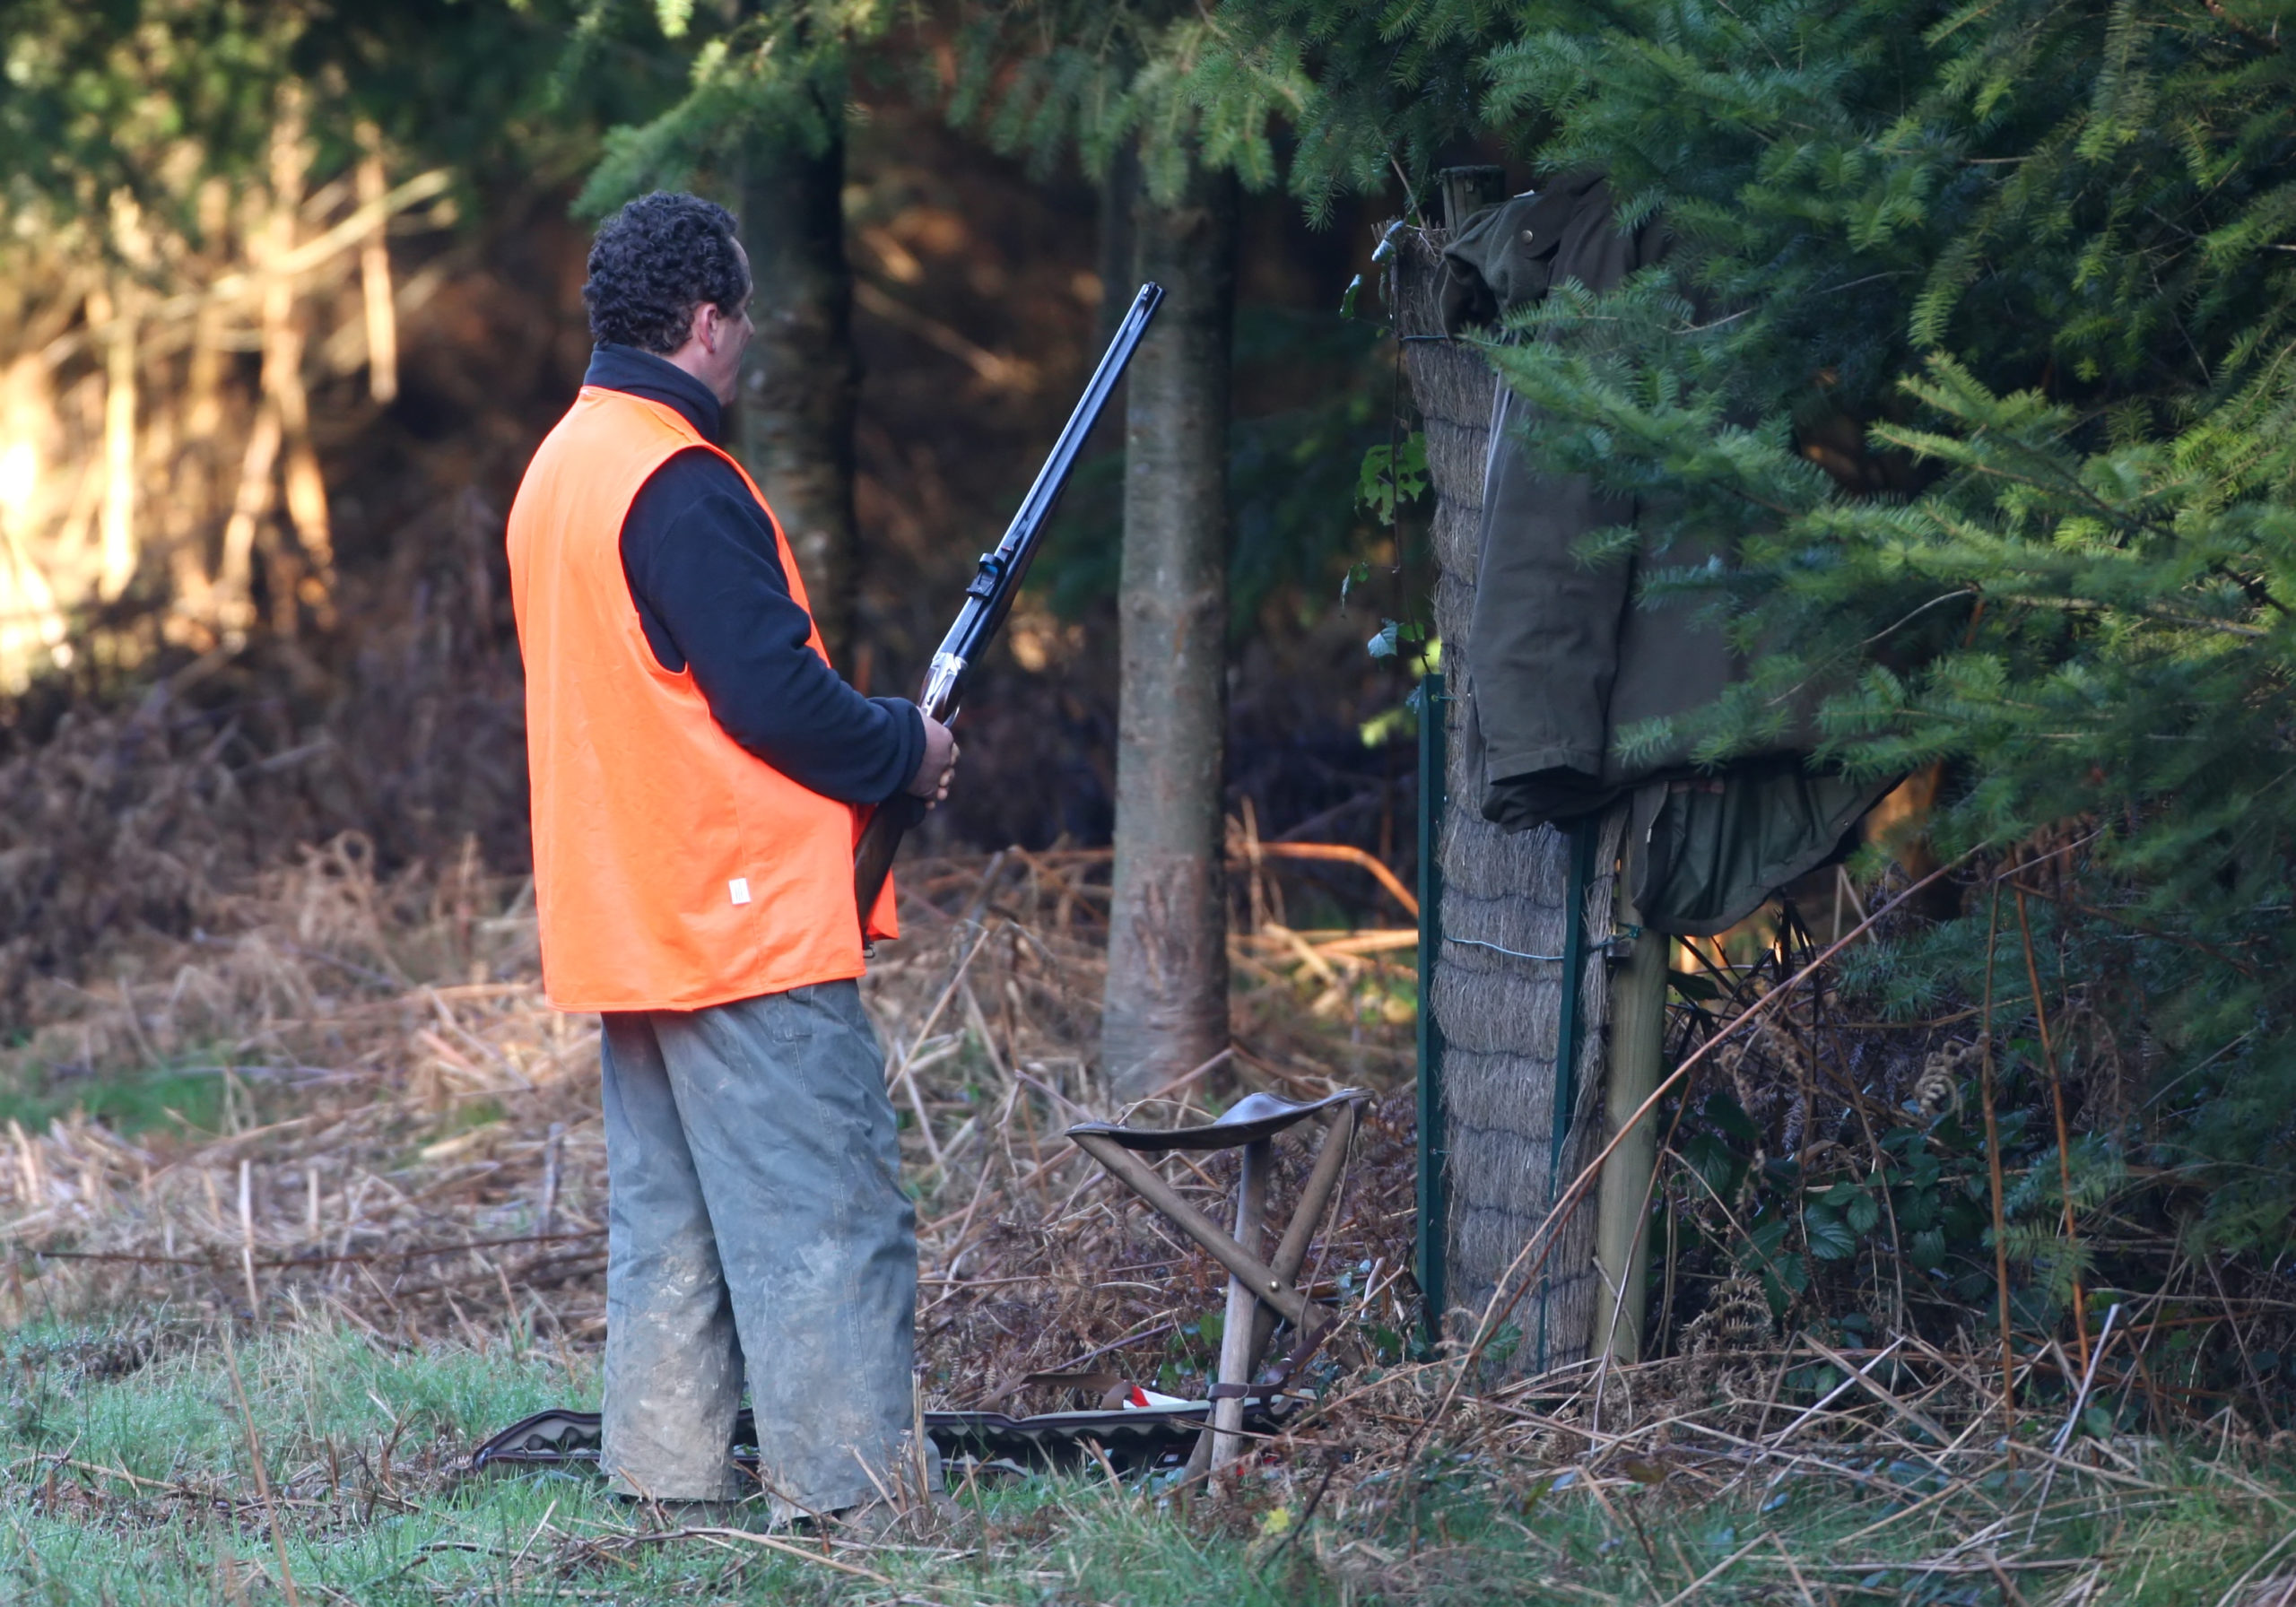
0 7 1419 1018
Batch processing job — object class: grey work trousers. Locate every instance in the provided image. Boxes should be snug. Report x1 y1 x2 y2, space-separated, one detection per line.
599 981 918 1509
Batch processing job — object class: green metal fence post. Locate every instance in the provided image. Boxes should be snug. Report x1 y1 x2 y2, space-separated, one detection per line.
1415 671 1448 1345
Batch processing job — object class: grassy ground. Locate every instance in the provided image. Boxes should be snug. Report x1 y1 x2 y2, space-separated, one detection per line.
7 853 2294 1602
0 1062 230 1139
4 1317 2295 1605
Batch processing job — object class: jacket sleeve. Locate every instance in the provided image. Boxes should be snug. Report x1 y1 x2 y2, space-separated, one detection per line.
620 449 926 804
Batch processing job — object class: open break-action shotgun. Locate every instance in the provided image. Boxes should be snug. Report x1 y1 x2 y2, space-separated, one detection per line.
852 281 1165 932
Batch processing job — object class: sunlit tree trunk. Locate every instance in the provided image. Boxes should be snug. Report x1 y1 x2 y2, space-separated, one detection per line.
1100 163 1237 1100
735 99 858 664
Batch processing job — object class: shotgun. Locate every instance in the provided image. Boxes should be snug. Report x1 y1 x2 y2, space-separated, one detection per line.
853 282 1165 934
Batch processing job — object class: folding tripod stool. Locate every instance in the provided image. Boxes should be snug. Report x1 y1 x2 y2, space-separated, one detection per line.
1066 1086 1370 1479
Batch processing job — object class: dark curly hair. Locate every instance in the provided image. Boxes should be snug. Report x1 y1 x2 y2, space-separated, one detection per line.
582 192 750 354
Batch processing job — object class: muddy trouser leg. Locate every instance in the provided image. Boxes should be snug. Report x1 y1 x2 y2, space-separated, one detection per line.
600 1010 748 1500
608 981 922 1516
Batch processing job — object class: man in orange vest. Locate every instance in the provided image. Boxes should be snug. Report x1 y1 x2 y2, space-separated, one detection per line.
508 191 956 1519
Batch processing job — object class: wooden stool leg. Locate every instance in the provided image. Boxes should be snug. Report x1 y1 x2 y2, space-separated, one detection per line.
1068 1100 1367 1489
1209 1137 1270 1481
1245 1103 1358 1381
1069 1134 1315 1330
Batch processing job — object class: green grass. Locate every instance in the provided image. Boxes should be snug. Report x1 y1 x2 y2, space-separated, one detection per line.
6 1319 2296 1603
0 1062 233 1137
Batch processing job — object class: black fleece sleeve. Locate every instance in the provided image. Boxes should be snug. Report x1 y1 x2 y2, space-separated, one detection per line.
620 448 925 804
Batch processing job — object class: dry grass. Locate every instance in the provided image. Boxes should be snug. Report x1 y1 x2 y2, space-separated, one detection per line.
11 838 2296 1600
0 838 1420 1410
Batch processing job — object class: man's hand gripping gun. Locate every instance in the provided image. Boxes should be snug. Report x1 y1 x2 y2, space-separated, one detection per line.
852 282 1165 933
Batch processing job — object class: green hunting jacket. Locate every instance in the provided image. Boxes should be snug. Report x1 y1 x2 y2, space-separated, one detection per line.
1443 174 1886 934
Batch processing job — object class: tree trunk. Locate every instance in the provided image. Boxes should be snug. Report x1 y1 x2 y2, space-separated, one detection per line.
1096 142 1139 343
1595 881 1666 1363
736 104 858 664
1396 226 1608 1375
1100 163 1237 1101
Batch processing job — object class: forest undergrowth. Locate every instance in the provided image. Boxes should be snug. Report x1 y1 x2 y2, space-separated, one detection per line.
2 822 2295 1600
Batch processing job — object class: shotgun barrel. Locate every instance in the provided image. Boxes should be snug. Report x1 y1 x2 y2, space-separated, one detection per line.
853 282 1165 933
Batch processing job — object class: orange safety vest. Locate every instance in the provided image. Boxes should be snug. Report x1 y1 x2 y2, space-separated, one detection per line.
507 386 897 1012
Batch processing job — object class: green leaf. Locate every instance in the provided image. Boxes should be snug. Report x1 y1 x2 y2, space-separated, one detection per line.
1703 1091 1761 1149
1772 1254 1809 1295
1805 1204 1857 1262
1355 433 1428 526
1683 1132 1742 1198
1846 1190 1883 1235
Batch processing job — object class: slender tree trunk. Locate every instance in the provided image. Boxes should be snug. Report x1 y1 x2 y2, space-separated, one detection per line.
1100 163 1237 1101
1595 882 1665 1363
1096 142 1139 343
736 101 858 663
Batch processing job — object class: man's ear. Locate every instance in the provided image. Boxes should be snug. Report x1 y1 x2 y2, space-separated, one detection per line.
686 300 718 352
700 302 735 353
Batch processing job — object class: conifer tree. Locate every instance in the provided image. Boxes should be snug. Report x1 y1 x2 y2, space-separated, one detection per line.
1194 0 2296 1243
568 0 882 659
1100 161 1238 1099
944 3 1258 1097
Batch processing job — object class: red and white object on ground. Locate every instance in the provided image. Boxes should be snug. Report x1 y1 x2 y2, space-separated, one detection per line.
1123 1384 1193 1410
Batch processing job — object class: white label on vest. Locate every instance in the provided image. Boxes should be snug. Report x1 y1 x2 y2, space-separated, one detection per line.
728 877 752 906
